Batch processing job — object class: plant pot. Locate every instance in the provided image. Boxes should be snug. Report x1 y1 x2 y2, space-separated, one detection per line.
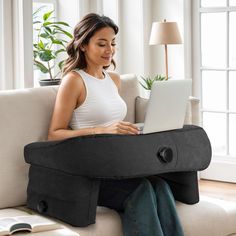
141 90 151 99
39 79 61 86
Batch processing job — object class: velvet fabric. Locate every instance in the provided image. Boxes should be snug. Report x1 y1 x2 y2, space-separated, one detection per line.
24 125 211 226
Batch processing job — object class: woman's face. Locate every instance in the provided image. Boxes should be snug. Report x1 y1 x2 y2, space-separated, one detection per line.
83 27 116 68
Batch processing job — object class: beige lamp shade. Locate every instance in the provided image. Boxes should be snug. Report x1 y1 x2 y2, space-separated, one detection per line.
149 21 182 45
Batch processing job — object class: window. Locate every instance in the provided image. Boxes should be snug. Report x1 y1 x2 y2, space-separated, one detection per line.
194 0 236 182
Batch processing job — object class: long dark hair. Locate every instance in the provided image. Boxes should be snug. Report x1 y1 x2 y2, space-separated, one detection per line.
62 13 119 76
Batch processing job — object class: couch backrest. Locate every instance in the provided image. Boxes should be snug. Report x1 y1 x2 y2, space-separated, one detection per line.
0 74 140 208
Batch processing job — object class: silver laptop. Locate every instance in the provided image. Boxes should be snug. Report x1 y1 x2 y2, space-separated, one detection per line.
136 79 192 134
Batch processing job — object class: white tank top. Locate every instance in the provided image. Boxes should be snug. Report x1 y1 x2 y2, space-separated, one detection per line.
69 69 127 130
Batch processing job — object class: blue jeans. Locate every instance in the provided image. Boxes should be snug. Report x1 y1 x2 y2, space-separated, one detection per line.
120 177 184 236
98 177 184 236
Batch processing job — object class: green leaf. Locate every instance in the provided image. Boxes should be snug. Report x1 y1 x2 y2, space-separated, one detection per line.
39 33 49 38
33 5 46 18
139 82 149 90
60 39 70 43
140 76 154 90
43 10 54 21
56 29 73 38
43 21 53 27
33 21 41 24
39 50 54 62
52 25 64 31
33 50 38 59
58 60 65 70
55 49 66 56
48 25 72 39
34 60 49 73
154 74 166 81
49 36 63 45
139 74 167 90
44 26 52 34
45 21 70 27
38 40 45 49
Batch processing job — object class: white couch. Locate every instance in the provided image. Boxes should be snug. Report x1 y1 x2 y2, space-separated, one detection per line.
0 74 236 236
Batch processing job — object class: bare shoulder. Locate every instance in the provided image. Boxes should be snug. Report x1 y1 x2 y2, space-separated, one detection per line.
59 71 83 95
61 71 83 87
107 71 121 90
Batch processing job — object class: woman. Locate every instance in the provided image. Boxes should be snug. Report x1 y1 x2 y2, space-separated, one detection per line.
48 13 184 236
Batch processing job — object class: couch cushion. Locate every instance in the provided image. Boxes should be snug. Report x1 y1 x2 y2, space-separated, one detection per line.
120 74 140 123
177 196 236 236
0 87 57 208
66 207 123 236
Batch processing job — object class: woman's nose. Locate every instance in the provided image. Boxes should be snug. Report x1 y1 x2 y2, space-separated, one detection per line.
106 45 113 53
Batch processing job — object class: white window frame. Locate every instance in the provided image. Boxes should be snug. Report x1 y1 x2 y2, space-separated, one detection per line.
193 0 236 182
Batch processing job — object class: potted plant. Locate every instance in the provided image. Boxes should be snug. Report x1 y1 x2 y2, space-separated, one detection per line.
139 74 166 90
33 7 73 86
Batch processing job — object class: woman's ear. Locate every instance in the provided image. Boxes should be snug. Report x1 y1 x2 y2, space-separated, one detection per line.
80 46 85 52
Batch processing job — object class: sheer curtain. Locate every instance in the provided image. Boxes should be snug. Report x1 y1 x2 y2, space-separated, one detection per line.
0 0 14 89
0 0 33 90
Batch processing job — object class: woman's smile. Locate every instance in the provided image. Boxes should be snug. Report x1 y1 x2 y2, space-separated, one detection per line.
101 56 112 61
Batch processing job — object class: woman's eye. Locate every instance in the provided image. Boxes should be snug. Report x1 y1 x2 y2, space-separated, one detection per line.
98 43 116 47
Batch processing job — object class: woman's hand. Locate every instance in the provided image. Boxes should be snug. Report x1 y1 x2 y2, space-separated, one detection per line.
101 121 140 135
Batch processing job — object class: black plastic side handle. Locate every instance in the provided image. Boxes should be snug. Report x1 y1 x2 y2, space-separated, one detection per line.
157 147 173 163
37 200 48 213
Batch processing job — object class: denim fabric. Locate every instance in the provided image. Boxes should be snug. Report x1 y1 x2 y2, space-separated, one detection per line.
121 179 164 236
121 177 184 236
98 177 184 236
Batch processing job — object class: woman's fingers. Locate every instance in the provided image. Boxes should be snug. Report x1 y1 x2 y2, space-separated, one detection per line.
117 122 139 135
105 121 140 135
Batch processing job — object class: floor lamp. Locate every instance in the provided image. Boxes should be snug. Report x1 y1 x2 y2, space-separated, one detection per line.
149 19 182 80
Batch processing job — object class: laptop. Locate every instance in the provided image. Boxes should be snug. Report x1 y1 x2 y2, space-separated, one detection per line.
136 79 192 134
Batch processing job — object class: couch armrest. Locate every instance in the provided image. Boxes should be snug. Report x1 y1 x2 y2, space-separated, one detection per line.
184 96 200 126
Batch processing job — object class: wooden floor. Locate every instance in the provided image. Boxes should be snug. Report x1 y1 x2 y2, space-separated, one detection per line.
199 179 236 202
